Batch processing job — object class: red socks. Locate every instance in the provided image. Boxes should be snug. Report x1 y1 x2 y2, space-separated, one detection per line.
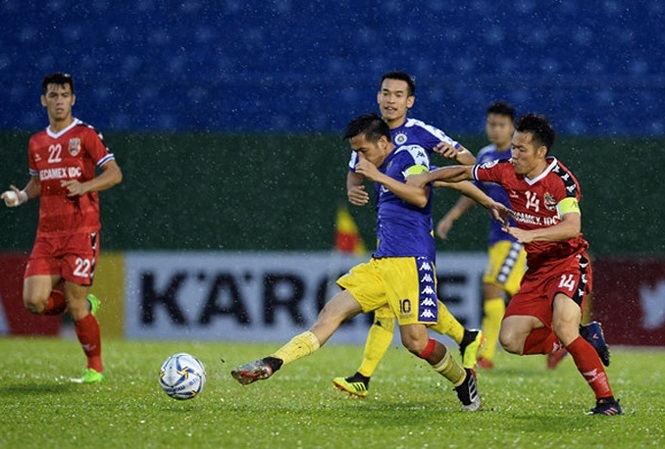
567 336 613 399
521 329 614 400
522 328 559 355
42 289 67 315
74 314 103 372
40 290 104 373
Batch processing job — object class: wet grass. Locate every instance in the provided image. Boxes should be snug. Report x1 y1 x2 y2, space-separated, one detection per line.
1 337 663 448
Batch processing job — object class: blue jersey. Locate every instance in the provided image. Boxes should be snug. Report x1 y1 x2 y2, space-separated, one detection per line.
373 144 435 261
348 117 458 170
474 144 518 246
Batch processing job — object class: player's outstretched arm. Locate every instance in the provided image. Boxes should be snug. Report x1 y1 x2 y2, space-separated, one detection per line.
346 170 369 206
435 195 475 239
438 180 495 209
434 141 476 165
406 165 474 189
61 160 122 197
442 180 510 225
2 176 40 207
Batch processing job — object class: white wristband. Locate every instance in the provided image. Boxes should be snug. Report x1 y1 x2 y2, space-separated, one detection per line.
18 190 28 204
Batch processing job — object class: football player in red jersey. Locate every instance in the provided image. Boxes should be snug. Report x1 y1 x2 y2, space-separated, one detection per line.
1 73 122 383
407 113 623 416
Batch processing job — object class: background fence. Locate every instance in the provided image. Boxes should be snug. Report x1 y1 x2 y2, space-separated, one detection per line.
1 1 663 135
1 132 664 255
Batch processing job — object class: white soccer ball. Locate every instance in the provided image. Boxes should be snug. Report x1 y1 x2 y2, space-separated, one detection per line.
159 353 207 400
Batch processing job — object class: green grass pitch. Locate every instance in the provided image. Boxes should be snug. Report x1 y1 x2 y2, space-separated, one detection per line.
1 337 664 448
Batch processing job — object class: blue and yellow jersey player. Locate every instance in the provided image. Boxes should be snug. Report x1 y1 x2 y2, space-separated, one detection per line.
437 102 528 369
336 71 484 398
231 114 509 411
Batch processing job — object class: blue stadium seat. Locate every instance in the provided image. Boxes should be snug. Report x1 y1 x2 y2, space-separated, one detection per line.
0 1 661 134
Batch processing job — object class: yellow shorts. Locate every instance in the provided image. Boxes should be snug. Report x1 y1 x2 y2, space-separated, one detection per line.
337 257 438 326
483 240 527 296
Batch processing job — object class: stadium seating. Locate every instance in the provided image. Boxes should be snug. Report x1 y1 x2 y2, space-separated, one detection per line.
1 0 662 134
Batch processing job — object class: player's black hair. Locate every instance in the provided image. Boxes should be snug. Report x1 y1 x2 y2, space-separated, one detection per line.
486 101 515 120
42 72 74 95
343 113 391 143
515 113 555 153
381 71 416 96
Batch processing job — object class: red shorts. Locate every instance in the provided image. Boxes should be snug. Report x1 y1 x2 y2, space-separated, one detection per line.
504 252 592 329
24 232 100 286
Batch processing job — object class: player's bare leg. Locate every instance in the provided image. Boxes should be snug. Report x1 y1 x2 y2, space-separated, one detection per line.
551 294 622 415
546 288 571 369
231 290 363 385
499 315 549 355
548 293 595 370
400 323 481 411
65 281 104 382
334 299 483 398
23 275 64 315
309 290 364 345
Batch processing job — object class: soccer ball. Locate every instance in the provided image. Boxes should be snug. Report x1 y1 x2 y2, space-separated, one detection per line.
159 353 207 400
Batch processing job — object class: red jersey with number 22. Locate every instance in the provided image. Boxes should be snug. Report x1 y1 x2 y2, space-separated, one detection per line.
473 157 588 269
28 119 114 236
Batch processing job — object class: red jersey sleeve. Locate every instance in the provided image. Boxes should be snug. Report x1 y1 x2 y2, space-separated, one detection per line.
551 161 582 202
28 136 39 176
472 158 511 183
83 127 114 168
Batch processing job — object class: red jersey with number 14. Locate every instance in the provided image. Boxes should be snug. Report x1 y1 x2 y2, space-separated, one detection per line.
28 118 114 236
473 157 588 269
